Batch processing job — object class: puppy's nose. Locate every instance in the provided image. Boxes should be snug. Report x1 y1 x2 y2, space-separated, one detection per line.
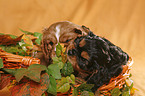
68 49 76 56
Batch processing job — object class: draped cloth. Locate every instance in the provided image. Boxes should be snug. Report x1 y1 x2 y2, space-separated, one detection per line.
0 0 145 95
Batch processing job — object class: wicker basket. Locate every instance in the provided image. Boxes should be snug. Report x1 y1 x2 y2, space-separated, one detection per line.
0 48 40 69
0 48 133 96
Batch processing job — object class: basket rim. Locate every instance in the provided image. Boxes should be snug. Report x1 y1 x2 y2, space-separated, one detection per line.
98 57 133 91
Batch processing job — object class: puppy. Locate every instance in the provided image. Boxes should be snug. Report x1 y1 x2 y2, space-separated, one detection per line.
67 32 129 92
41 21 89 66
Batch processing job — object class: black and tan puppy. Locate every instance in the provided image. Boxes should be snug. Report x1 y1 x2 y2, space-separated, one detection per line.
67 32 129 92
40 21 89 66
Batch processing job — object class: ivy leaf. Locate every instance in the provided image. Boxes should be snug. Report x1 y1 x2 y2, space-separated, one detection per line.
77 83 94 92
19 28 34 35
10 73 49 96
47 64 61 79
111 88 121 96
57 62 64 70
70 74 75 84
14 64 47 82
14 68 27 82
129 73 132 78
35 39 41 45
57 77 70 93
56 49 61 57
0 33 4 35
56 43 62 51
1 68 17 76
21 34 33 49
66 74 75 84
72 88 78 96
33 32 42 45
33 32 42 38
81 91 94 96
26 64 47 82
130 83 133 89
61 62 74 76
0 58 4 68
56 43 62 57
7 34 17 39
52 57 64 69
0 33 17 39
3 46 23 53
122 91 129 96
52 57 62 64
47 76 57 95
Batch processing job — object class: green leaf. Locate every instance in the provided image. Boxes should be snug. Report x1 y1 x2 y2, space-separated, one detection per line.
33 32 42 38
41 93 46 96
111 88 121 96
56 49 61 57
35 39 41 45
4 46 22 53
33 32 42 45
52 57 62 64
0 58 4 68
129 73 132 78
19 28 34 35
56 43 62 50
72 88 78 96
88 92 94 96
57 62 64 70
56 43 62 57
47 76 57 95
0 33 17 39
81 91 94 96
19 41 28 52
122 91 130 96
130 83 133 89
77 83 94 92
1 68 17 76
47 64 61 79
14 68 27 82
0 45 6 51
14 64 47 82
26 64 47 82
57 77 70 93
66 75 75 84
0 33 4 35
8 34 17 39
61 62 74 76
70 74 75 84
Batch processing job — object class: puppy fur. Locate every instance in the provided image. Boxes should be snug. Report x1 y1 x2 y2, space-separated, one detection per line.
41 21 89 66
67 32 129 92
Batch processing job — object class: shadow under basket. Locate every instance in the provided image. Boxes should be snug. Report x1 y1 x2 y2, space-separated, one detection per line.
0 48 133 96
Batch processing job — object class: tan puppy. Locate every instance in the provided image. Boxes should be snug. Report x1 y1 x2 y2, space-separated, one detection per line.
41 21 89 66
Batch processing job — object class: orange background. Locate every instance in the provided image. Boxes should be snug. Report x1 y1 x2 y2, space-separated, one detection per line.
0 0 145 95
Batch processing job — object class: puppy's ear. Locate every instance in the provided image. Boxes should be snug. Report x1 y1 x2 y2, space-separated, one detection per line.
74 28 82 34
88 31 95 37
82 25 90 30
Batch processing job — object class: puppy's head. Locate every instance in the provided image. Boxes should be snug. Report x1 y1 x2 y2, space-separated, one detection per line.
67 34 111 73
67 32 129 78
41 21 90 66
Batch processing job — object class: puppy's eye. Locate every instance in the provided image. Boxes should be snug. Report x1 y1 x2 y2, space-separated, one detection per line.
68 49 76 56
49 41 53 46
81 57 86 61
65 39 71 43
74 28 82 34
